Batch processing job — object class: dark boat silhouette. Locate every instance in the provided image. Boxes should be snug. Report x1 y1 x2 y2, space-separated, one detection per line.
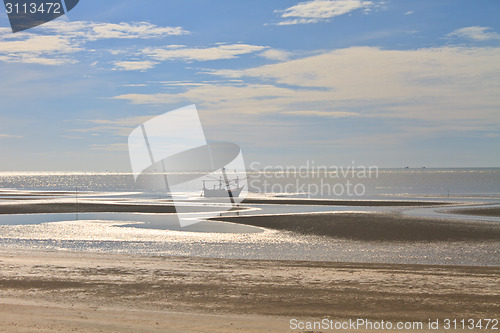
202 168 245 198
203 184 245 198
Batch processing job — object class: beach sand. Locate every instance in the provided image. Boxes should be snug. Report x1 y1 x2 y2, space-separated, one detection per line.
242 198 450 206
0 250 498 332
0 198 448 215
0 200 498 332
449 207 500 218
215 212 500 241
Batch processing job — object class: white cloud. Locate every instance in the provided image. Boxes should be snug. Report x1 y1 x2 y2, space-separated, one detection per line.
91 143 129 151
142 44 268 62
404 10 414 15
60 135 84 140
209 46 500 104
114 60 158 71
40 21 188 40
448 26 500 41
275 18 324 26
89 22 185 39
160 81 215 87
0 34 80 65
259 49 292 61
0 21 188 66
282 111 359 118
0 20 262 67
112 83 295 107
72 116 157 137
112 46 500 146
0 28 13 35
275 0 374 25
0 133 22 139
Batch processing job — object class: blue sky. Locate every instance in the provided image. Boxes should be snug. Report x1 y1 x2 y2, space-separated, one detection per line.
0 0 499 171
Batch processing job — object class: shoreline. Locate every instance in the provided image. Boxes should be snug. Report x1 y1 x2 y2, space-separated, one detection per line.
0 198 453 215
0 199 498 243
0 198 498 331
242 198 452 206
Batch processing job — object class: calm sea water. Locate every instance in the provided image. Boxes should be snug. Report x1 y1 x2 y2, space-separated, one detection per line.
0 168 499 198
0 168 499 266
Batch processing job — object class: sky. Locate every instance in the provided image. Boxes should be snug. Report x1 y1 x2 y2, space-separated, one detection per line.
0 0 499 171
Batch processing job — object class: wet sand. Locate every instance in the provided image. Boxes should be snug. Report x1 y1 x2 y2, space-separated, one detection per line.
215 212 500 241
449 207 500 218
0 251 498 332
0 198 450 215
242 198 450 206
0 202 206 214
0 199 498 332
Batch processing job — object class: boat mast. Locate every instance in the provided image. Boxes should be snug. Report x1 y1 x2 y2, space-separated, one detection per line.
221 167 235 204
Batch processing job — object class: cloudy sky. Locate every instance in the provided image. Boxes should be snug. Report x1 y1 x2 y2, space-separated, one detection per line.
0 0 499 171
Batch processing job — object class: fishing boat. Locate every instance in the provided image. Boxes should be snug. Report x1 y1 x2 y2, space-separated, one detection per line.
203 184 245 198
202 168 245 198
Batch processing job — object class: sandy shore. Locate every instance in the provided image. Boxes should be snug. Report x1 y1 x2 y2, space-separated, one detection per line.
0 197 450 215
215 212 500 241
242 198 450 206
0 250 499 332
449 207 500 218
0 202 235 214
0 199 498 331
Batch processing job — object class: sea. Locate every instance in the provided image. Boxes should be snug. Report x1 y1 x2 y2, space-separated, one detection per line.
0 168 499 266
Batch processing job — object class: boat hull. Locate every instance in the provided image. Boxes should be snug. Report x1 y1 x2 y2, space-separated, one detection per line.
203 186 244 198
